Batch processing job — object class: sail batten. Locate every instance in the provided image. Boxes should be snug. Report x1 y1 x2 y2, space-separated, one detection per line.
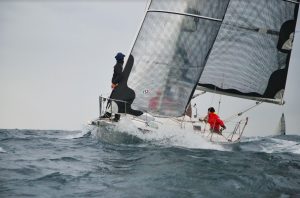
148 10 223 22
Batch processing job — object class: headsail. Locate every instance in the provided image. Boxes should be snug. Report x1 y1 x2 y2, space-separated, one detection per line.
112 0 231 117
111 0 299 117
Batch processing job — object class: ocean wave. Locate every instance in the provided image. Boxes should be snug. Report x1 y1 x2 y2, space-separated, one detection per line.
92 117 227 151
49 157 80 162
239 136 300 154
0 146 6 153
93 120 300 154
60 126 93 139
261 138 300 154
1 129 300 198
33 172 74 184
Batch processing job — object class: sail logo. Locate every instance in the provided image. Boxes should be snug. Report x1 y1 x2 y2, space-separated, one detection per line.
143 89 149 94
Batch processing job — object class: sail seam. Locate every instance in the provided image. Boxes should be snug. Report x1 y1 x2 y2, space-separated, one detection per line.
147 9 222 22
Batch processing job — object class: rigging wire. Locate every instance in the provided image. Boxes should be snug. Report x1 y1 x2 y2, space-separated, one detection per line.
145 0 151 12
224 101 263 123
217 75 225 114
209 86 217 106
217 95 222 114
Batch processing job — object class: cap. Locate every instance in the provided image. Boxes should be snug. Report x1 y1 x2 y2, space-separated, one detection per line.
115 52 125 61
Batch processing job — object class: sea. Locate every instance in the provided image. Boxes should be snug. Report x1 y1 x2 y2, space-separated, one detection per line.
1 124 300 198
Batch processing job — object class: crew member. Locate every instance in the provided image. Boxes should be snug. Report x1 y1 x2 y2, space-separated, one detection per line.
200 107 226 134
101 52 125 121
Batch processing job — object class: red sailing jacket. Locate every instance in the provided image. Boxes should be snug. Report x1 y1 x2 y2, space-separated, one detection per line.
207 113 225 132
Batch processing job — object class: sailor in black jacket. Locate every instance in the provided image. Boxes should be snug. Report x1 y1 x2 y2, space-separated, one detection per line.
111 52 125 89
101 52 125 121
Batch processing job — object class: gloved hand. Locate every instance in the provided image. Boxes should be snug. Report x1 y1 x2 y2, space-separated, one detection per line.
111 83 118 89
222 125 226 130
199 117 207 122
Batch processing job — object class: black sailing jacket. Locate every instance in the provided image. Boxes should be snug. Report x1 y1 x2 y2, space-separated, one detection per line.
111 61 123 85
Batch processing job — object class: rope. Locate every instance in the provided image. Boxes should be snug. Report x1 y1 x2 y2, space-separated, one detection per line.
217 75 225 114
145 0 150 12
224 101 262 122
209 86 217 106
192 91 206 99
217 95 222 114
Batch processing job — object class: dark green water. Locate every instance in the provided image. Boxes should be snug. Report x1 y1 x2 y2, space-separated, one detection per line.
0 128 300 198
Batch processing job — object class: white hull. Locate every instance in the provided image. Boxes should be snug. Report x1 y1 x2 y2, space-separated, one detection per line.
90 113 246 144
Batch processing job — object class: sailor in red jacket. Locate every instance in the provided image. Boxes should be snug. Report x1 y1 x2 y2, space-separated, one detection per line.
200 107 226 133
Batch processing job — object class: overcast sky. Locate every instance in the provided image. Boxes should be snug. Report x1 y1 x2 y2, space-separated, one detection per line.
0 1 299 137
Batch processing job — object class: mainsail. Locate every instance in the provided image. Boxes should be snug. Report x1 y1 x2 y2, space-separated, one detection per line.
111 0 299 117
198 0 299 104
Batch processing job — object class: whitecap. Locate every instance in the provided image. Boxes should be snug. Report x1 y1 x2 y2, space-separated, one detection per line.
260 138 300 154
61 125 95 139
93 116 227 151
0 147 6 153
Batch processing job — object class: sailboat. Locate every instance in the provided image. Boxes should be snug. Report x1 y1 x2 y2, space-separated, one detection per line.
275 113 286 135
90 0 299 144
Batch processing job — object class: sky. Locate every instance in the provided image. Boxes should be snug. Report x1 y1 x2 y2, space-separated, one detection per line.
0 0 299 137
